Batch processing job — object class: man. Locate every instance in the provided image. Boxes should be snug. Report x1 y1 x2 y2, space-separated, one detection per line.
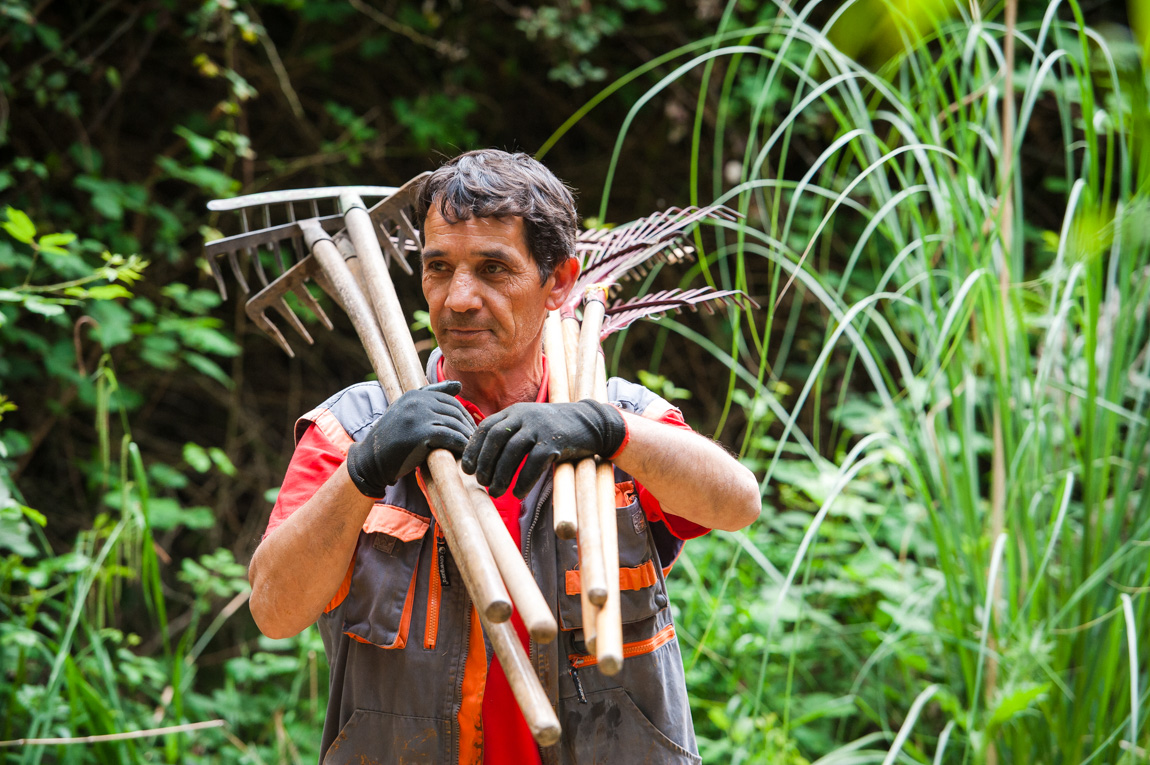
248 150 761 765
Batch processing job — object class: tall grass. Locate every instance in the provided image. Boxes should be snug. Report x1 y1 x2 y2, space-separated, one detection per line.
0 360 326 764
555 0 1149 761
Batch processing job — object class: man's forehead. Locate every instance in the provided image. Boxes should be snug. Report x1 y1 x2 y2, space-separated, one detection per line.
422 209 528 252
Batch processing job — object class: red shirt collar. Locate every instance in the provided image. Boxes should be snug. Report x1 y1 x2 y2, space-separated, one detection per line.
435 354 550 422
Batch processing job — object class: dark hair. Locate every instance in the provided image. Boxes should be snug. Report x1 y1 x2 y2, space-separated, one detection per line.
416 150 578 282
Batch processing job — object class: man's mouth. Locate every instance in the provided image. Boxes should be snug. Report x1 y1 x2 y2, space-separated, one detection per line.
443 327 491 338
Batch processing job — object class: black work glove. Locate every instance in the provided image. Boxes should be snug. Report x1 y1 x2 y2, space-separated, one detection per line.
461 400 627 499
345 381 476 498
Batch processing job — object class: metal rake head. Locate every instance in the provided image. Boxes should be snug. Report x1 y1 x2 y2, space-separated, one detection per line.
565 205 743 312
599 287 760 339
203 174 429 356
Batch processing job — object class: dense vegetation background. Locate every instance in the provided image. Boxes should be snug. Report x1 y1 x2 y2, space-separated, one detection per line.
1 0 1147 763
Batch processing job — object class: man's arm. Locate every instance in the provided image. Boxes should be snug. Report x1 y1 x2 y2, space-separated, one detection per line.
249 381 475 640
462 399 761 532
249 463 373 639
612 410 760 532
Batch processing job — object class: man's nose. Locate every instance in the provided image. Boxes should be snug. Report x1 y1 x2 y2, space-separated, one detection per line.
444 270 482 313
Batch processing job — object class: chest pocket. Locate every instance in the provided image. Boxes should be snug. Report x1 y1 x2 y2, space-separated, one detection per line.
555 479 666 631
339 503 429 650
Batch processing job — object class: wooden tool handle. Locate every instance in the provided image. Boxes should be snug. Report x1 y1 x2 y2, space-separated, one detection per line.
465 476 558 643
304 224 402 399
560 313 580 399
572 290 609 607
543 311 577 540
341 202 512 625
476 609 562 746
593 353 623 675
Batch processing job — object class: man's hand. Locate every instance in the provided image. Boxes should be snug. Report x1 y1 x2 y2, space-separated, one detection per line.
461 400 627 499
346 381 476 498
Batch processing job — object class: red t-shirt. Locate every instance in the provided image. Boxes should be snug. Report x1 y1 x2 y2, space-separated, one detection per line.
265 365 707 763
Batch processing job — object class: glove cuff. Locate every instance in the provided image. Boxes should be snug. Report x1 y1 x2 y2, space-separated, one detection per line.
607 407 630 460
579 399 628 459
345 441 388 499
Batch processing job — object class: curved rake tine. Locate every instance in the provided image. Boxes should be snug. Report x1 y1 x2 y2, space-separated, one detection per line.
226 249 250 295
239 208 270 288
378 224 412 277
290 281 333 331
245 303 296 357
285 202 305 266
396 208 421 271
270 297 314 345
264 205 287 274
208 255 228 300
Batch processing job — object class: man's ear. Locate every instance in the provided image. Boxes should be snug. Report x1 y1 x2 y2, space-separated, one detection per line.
545 256 580 311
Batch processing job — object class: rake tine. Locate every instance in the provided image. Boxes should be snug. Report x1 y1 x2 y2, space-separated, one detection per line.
396 208 421 273
227 248 250 295
367 198 418 276
239 208 271 288
207 254 228 300
290 281 333 331
245 303 296 357
378 223 411 276
285 202 305 266
264 205 287 274
271 296 314 345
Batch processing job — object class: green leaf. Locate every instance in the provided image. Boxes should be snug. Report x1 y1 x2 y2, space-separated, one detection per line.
174 125 217 161
23 296 66 317
86 299 134 347
2 207 36 244
39 232 76 248
184 351 234 388
987 684 1050 732
85 284 134 300
183 442 211 473
145 497 216 531
155 156 240 196
208 447 237 476
0 505 39 557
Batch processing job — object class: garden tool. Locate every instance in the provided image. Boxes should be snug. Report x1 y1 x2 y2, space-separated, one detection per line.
203 178 561 746
555 205 757 673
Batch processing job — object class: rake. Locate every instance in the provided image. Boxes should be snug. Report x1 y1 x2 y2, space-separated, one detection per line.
546 203 758 675
203 177 562 746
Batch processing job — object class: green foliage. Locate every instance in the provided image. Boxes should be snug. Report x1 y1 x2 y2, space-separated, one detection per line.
583 0 1150 762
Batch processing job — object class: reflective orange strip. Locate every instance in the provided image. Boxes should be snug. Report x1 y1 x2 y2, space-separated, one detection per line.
569 623 676 669
363 503 429 542
304 408 354 454
382 561 419 649
457 606 487 765
425 528 443 650
414 467 440 524
565 559 658 595
337 559 418 649
324 557 355 613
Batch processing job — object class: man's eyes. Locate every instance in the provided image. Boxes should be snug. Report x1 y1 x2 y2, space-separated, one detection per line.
422 261 508 275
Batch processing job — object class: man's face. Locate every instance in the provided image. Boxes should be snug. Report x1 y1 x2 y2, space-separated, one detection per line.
421 208 567 375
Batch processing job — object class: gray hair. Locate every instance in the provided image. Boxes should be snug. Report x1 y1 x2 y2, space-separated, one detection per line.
416 150 578 282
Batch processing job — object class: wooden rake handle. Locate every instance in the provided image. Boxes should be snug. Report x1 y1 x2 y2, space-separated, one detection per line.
543 311 578 540
573 291 610 608
338 198 561 744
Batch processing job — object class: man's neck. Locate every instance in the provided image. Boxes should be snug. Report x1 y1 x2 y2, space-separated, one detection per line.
443 354 545 417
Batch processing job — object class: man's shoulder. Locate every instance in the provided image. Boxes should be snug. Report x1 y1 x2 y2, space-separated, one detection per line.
297 381 389 444
606 376 679 421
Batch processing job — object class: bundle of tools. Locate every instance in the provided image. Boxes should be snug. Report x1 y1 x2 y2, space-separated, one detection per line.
203 176 754 745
